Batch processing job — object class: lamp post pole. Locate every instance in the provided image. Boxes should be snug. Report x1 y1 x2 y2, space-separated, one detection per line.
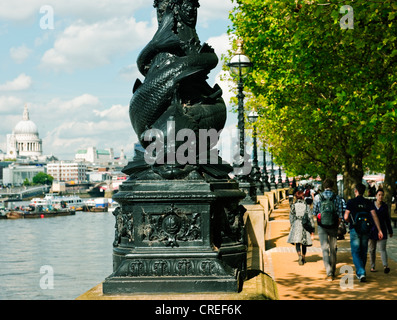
262 148 271 192
227 40 256 204
270 153 276 190
237 82 245 167
248 112 263 195
284 173 290 188
278 166 283 189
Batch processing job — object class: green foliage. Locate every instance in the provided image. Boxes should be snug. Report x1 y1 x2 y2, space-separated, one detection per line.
228 0 397 183
32 172 54 185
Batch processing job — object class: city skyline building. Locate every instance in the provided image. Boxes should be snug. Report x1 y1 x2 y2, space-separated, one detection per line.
6 105 43 160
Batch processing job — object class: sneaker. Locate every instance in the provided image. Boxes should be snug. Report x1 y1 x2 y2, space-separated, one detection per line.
298 256 304 265
384 267 390 274
358 275 366 282
325 275 334 281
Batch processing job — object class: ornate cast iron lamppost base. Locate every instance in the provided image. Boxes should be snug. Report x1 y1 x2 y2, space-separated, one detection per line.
103 178 247 294
103 0 248 295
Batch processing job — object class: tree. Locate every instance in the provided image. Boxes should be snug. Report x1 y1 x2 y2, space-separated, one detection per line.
227 0 397 199
32 172 54 185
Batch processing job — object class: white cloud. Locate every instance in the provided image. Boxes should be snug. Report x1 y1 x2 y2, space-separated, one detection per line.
40 17 156 72
119 64 140 82
0 74 32 91
58 94 101 112
207 33 232 60
0 0 232 23
93 104 128 120
0 0 148 22
23 95 136 159
198 0 234 27
0 96 24 113
10 45 32 64
43 116 136 159
0 0 42 21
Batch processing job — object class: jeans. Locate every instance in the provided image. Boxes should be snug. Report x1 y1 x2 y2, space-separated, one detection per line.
349 228 369 277
318 225 338 276
368 239 388 269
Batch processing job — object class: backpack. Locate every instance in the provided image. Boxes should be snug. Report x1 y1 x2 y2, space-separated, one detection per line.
319 193 338 228
352 204 373 235
302 210 314 233
304 189 311 197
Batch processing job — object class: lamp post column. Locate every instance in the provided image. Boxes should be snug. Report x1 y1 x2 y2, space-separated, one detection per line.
249 118 263 195
227 39 256 204
270 153 276 190
278 167 283 189
237 81 245 164
262 149 271 192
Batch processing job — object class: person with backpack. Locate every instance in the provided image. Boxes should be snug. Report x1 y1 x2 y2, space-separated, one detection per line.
287 190 315 265
344 183 383 282
313 179 343 281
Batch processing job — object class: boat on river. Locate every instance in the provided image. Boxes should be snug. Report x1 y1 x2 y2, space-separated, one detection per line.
30 194 84 211
2 207 75 219
1 198 75 219
84 198 109 212
0 202 7 219
23 209 75 219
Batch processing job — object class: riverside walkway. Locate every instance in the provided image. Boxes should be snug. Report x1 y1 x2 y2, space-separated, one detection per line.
265 199 397 300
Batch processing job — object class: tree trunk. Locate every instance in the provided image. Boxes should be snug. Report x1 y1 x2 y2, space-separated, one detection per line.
325 169 338 194
343 155 364 200
383 144 397 216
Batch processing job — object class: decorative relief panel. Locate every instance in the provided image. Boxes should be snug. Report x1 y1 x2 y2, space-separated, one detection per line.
125 258 233 278
113 206 134 247
141 204 202 247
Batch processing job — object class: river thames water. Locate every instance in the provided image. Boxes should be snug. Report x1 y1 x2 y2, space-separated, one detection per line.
0 210 115 300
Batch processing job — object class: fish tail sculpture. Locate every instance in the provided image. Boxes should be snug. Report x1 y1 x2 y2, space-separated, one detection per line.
126 0 229 179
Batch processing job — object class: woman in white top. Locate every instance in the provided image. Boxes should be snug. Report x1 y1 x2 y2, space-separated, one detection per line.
287 190 315 265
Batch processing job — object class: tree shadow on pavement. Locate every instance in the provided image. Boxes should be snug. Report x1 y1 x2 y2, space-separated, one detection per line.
276 252 397 300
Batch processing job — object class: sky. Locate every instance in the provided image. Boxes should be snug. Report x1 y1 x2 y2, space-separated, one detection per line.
0 0 240 161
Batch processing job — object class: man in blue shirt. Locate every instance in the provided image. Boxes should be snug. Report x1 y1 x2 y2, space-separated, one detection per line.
344 183 383 282
313 179 343 281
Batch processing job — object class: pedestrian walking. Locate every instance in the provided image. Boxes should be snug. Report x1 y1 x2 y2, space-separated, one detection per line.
344 183 384 282
369 189 393 273
304 185 313 205
287 190 314 265
288 184 295 207
368 182 376 197
313 179 343 281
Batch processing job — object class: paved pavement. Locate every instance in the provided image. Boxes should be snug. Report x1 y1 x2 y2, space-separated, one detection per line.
264 199 397 300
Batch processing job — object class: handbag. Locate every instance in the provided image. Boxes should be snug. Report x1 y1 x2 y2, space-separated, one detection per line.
337 220 347 240
302 213 315 233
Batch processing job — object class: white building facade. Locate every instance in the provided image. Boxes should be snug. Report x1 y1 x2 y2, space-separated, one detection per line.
75 147 115 164
6 105 43 160
46 162 87 183
2 164 45 186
